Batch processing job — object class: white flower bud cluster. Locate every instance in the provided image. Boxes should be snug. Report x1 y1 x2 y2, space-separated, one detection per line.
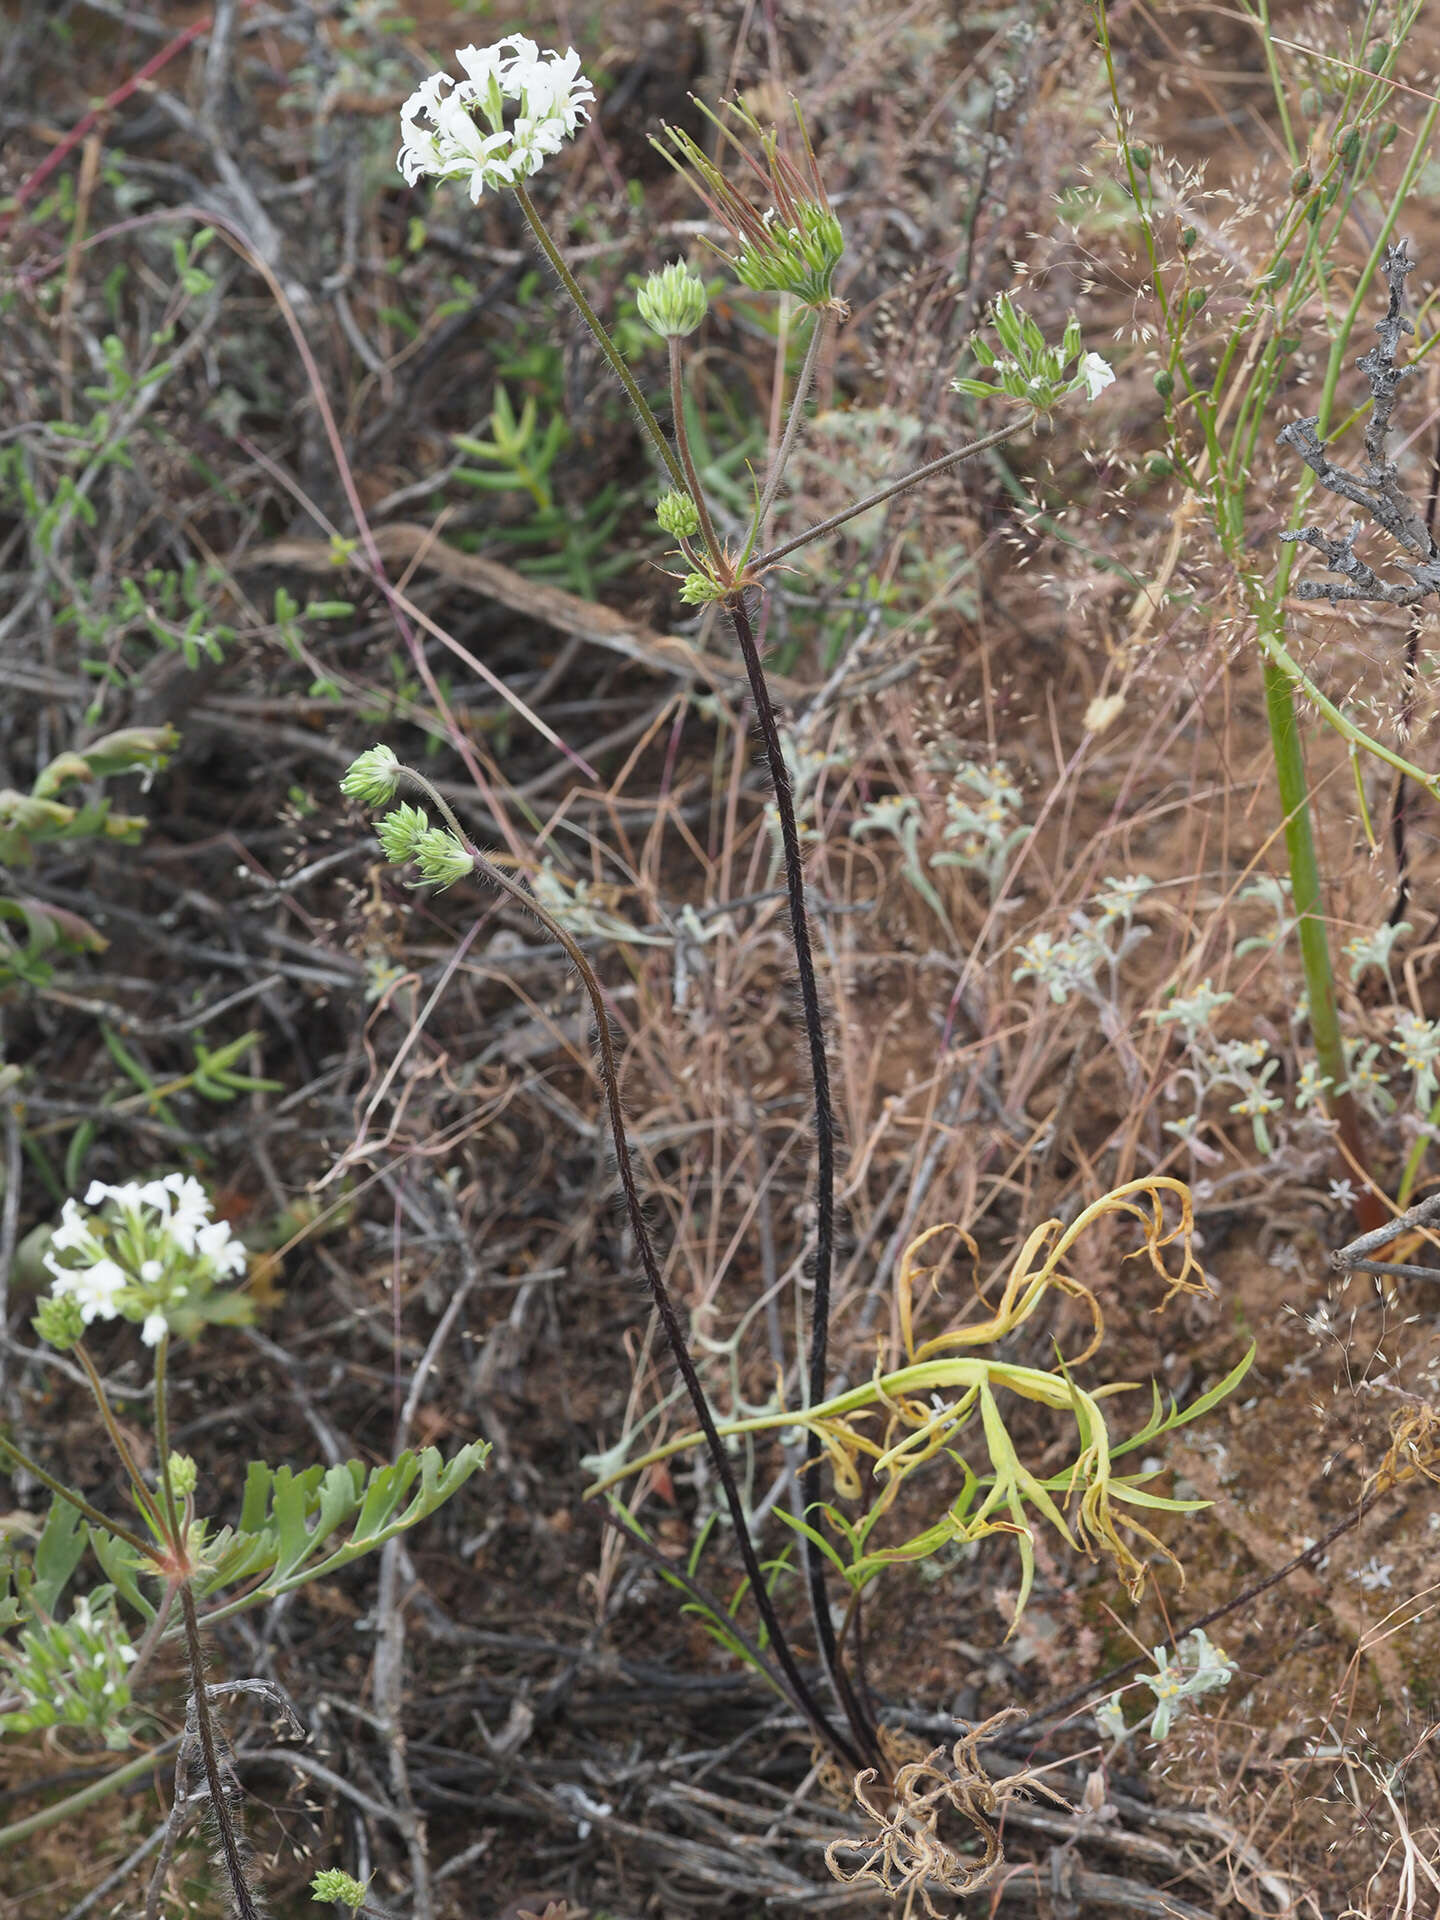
42 1175 247 1347
398 38 594 201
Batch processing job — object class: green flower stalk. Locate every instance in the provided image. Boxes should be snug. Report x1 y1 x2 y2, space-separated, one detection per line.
656 98 846 313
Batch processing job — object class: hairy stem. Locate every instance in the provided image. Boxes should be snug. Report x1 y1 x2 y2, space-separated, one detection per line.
725 589 878 1756
752 310 828 543
0 1432 150 1556
668 336 728 577
755 416 1027 569
512 181 687 497
179 1583 259 1920
390 769 866 1770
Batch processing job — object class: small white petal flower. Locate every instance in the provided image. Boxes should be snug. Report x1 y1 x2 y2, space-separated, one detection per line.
196 1218 248 1279
1079 351 1116 401
141 1312 169 1347
51 1199 100 1255
397 39 594 200
140 1259 164 1283
53 1258 129 1323
85 1179 146 1212
164 1177 213 1253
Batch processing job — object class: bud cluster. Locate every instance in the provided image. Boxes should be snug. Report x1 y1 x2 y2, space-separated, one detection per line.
952 296 1115 416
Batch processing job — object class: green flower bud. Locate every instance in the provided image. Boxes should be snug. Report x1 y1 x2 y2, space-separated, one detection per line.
678 570 726 607
340 745 401 807
1153 369 1174 399
1365 40 1389 71
656 490 701 539
1333 125 1360 166
1289 167 1311 197
34 1292 85 1351
376 802 430 865
734 202 845 308
1262 258 1292 291
310 1870 369 1910
1146 453 1174 477
1185 287 1208 316
1378 122 1398 148
411 827 475 890
168 1452 199 1496
1179 225 1197 252
1130 144 1151 171
636 261 708 338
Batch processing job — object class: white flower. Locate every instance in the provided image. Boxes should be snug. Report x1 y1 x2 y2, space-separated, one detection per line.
1079 351 1116 401
397 39 594 201
85 1179 146 1214
141 1312 169 1347
196 1218 247 1279
50 1256 129 1324
51 1198 102 1257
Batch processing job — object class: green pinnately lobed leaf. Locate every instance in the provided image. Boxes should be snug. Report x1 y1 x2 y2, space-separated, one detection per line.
193 1442 491 1622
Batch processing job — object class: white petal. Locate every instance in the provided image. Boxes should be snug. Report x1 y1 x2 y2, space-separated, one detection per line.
1079 351 1116 401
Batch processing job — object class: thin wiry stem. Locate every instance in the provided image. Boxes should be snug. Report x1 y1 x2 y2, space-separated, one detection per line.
752 309 828 542
0 1432 150 1556
725 589 879 1760
379 768 866 1772
754 416 1027 569
668 336 729 577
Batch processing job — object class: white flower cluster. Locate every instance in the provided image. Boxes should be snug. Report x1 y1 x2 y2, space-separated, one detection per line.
43 1175 247 1346
398 38 594 200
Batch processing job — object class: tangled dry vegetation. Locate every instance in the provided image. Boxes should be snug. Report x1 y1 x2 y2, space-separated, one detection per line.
3 0 1440 1915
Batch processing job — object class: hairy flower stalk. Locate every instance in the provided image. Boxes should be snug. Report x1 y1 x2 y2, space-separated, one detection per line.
722 591 876 1754
396 40 686 497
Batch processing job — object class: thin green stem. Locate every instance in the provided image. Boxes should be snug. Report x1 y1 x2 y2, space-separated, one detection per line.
754 416 1028 570
152 1333 183 1548
752 310 828 545
511 181 687 497
667 336 728 576
0 1433 149 1557
1259 639 1374 1201
74 1343 169 1543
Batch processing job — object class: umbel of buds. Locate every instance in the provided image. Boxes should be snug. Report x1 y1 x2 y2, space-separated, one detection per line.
656 489 701 538
343 749 476 891
656 98 846 313
637 262 708 338
953 297 1115 417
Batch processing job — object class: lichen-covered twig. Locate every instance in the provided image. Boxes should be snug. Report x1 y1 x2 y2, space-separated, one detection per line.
1278 244 1440 604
